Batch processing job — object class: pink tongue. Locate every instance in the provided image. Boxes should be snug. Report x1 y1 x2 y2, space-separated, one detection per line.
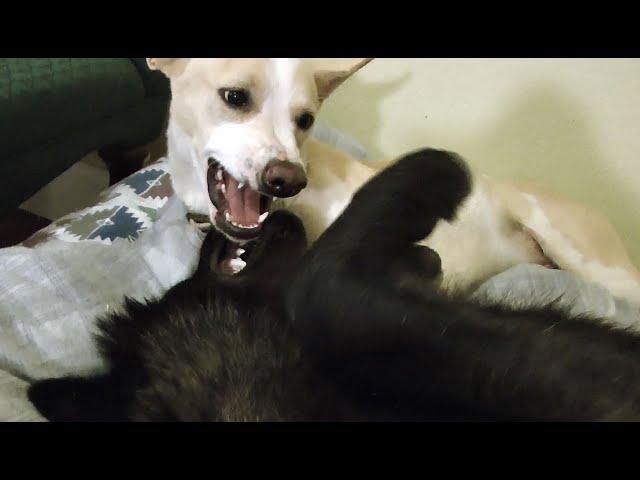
225 176 261 226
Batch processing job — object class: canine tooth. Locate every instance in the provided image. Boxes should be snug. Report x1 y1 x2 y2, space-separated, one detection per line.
216 169 223 181
225 211 232 222
238 182 245 189
228 258 247 274
258 212 269 223
221 184 226 194
236 248 246 257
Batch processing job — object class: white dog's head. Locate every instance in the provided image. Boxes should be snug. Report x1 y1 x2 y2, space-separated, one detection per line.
147 58 372 241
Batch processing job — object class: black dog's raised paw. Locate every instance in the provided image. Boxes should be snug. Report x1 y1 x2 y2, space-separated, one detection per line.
400 148 472 220
359 148 471 217
344 148 472 244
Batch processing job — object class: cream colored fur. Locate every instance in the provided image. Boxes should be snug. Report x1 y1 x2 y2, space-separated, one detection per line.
149 58 640 305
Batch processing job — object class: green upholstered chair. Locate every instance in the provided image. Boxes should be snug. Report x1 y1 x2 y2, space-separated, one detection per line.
0 58 171 220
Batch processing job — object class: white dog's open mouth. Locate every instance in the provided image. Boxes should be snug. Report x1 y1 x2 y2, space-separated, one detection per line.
207 159 273 242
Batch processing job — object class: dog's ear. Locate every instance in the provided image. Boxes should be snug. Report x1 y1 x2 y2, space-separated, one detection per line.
313 58 374 102
28 375 126 422
146 58 189 76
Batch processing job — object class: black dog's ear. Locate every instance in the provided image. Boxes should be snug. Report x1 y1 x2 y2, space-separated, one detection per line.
387 245 444 300
402 245 442 279
28 376 124 422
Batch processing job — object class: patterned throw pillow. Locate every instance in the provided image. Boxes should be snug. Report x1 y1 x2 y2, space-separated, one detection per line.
22 160 174 248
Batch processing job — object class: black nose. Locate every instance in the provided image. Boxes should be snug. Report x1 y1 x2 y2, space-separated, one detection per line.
260 159 307 198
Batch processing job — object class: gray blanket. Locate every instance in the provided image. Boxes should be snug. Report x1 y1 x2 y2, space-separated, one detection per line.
473 264 640 332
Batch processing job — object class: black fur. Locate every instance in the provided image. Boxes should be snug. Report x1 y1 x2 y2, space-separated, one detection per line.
287 149 640 421
29 149 640 421
29 211 311 422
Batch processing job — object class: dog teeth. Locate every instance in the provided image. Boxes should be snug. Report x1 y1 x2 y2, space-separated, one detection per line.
235 223 258 229
236 248 246 257
221 183 226 194
258 212 269 223
224 213 259 230
238 182 245 190
216 169 223 181
228 258 247 274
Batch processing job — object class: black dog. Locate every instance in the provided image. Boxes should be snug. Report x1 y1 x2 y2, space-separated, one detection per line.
28 209 310 421
29 149 640 421
287 149 640 421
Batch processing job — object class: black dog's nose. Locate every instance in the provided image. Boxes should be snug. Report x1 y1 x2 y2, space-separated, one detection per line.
260 159 307 198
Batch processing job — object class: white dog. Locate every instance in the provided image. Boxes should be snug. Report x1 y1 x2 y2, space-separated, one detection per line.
147 58 640 304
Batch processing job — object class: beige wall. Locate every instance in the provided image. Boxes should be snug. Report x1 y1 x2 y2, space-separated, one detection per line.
318 58 640 266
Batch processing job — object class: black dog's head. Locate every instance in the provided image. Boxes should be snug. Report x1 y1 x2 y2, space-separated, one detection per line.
243 210 307 275
207 210 308 296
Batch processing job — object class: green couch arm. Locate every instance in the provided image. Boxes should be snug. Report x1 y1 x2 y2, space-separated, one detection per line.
0 58 171 219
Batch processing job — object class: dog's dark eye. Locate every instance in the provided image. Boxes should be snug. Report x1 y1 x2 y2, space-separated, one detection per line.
219 89 250 109
296 112 315 131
